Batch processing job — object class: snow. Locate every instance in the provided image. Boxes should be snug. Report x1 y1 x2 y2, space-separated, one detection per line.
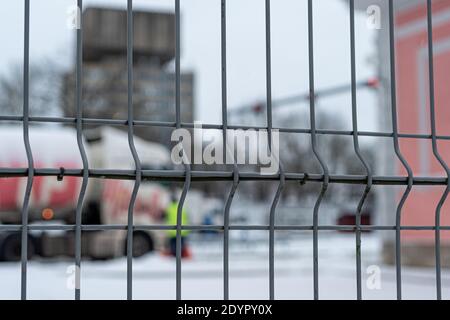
0 233 449 300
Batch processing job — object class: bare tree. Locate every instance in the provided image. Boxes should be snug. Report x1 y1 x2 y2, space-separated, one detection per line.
0 60 63 116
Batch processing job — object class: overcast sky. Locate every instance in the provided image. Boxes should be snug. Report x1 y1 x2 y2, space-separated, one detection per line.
0 0 379 132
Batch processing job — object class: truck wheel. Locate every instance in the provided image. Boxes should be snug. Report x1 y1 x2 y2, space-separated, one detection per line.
125 232 154 258
0 234 36 262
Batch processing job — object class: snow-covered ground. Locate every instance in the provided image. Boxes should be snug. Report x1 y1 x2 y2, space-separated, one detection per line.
1 233 449 300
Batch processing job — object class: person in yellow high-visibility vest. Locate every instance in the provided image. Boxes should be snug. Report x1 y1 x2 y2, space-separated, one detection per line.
165 194 190 258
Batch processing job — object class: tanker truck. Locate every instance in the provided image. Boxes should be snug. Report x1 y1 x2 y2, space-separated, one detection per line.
0 125 172 261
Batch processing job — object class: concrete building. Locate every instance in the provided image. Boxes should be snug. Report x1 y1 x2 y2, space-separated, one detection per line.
352 0 450 266
63 7 194 145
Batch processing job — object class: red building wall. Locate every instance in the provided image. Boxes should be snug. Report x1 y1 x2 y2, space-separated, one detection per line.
396 0 450 241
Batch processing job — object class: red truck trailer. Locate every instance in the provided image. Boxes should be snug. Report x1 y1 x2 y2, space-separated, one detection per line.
0 125 171 261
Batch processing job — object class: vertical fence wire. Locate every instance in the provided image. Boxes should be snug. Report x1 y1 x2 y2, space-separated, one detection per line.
307 0 329 300
221 0 230 300
268 170 284 301
175 0 191 300
265 0 285 300
74 0 89 301
20 0 33 301
223 167 239 300
426 0 450 301
221 0 228 168
349 0 373 300
126 0 142 300
388 0 414 301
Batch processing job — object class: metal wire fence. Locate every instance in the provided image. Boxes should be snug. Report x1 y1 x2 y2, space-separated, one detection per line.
0 0 449 300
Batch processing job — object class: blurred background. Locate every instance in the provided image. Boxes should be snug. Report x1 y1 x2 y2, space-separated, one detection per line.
0 0 450 300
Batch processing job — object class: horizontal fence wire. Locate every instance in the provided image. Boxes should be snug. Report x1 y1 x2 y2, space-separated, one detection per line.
0 0 448 300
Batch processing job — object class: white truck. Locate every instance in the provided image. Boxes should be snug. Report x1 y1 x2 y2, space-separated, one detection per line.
0 125 172 261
